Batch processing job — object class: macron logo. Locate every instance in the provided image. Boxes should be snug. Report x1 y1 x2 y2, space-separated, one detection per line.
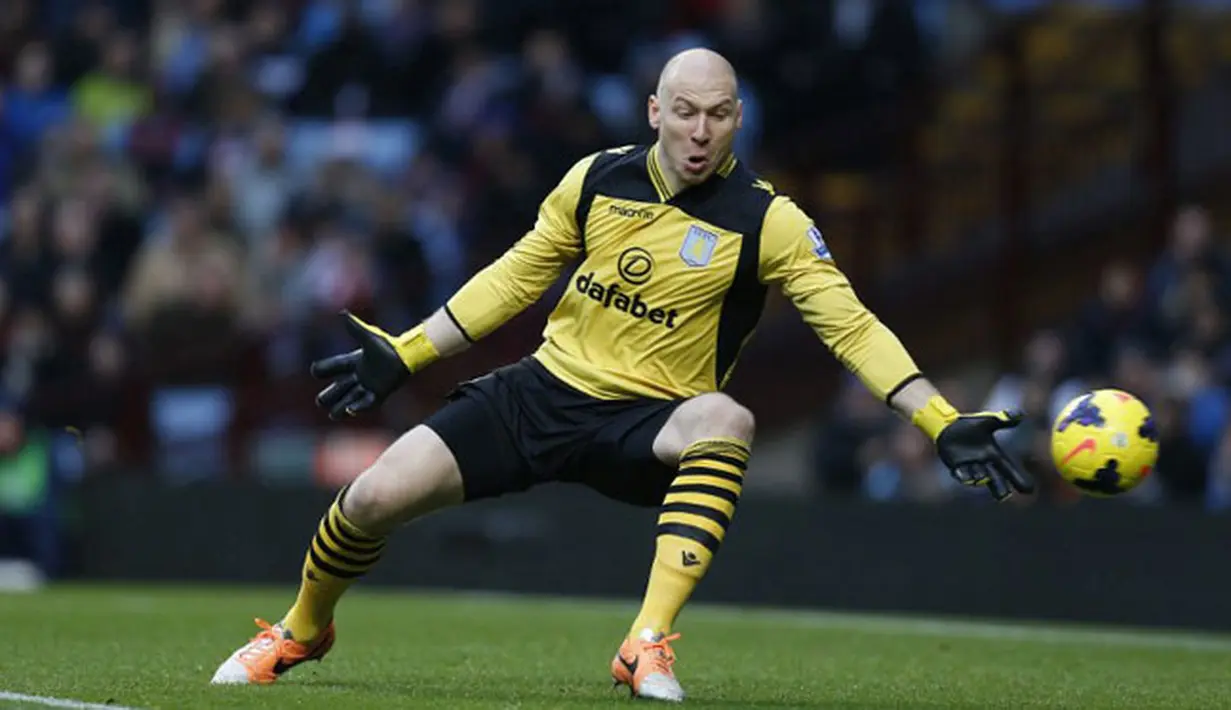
608 203 655 220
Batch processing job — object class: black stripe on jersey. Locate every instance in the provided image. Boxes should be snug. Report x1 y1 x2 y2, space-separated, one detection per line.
576 146 659 253
665 160 767 231
657 522 722 553
716 271 767 388
714 192 772 386
655 161 775 388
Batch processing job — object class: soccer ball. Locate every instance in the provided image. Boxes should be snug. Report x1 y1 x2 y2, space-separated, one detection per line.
1050 389 1159 496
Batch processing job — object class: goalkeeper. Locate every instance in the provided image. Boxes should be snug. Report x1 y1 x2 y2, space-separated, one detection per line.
211 48 1032 702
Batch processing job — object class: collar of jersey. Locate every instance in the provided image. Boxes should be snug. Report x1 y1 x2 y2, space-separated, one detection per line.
646 142 738 202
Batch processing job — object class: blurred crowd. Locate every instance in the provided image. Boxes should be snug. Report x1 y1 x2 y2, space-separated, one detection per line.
1 0 1227 528
0 0 929 499
813 204 1231 510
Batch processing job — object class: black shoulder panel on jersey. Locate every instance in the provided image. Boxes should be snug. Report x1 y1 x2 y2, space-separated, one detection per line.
575 145 659 253
669 161 773 235
673 161 776 388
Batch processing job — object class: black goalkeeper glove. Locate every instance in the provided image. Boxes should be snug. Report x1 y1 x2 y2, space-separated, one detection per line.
311 311 424 420
934 410 1035 501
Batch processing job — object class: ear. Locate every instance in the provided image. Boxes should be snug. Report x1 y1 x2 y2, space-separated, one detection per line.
647 94 661 131
735 99 744 131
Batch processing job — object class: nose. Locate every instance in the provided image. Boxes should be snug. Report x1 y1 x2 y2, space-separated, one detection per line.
690 117 710 144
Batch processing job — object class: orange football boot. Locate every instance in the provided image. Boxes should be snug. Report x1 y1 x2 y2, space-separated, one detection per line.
210 618 335 685
611 629 686 702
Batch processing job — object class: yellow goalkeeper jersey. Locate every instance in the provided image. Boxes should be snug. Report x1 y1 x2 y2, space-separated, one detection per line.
444 143 920 402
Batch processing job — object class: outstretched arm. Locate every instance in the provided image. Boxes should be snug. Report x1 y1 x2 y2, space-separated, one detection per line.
438 154 595 348
758 196 1034 500
757 196 922 404
396 152 597 369
402 195 590 365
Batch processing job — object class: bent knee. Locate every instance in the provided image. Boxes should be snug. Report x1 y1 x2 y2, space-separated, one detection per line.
340 462 405 531
338 474 386 532
341 425 463 532
692 393 756 443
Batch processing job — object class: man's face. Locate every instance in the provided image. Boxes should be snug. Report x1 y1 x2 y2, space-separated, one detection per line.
649 80 741 186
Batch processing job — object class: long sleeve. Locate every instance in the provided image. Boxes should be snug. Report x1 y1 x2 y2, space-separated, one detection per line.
444 152 596 341
758 195 920 401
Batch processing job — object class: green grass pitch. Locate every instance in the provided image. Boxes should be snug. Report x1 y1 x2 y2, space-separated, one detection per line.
1 585 1229 709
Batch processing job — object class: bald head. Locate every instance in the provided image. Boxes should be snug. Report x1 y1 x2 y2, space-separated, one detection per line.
656 48 738 100
648 48 743 190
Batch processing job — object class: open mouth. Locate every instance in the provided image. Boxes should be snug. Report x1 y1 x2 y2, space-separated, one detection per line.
684 155 708 174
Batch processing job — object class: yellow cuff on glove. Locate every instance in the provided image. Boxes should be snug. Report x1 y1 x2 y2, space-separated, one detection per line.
348 316 440 373
391 324 440 373
911 395 960 442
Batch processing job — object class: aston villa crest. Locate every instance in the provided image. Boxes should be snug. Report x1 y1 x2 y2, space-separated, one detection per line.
680 225 718 267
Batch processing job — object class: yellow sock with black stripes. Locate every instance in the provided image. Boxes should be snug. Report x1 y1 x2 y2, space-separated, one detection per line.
629 437 750 637
282 485 386 642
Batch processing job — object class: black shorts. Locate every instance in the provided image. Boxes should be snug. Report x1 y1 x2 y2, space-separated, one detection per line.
423 356 683 507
